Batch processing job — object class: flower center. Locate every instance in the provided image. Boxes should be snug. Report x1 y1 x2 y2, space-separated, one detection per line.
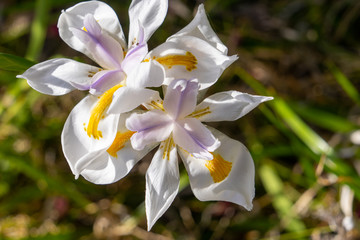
106 131 135 157
86 84 122 139
151 51 197 71
205 153 232 183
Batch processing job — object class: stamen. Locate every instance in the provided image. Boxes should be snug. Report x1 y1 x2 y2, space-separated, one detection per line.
162 136 175 161
187 107 211 119
106 131 135 157
86 84 122 139
87 68 102 78
146 100 164 111
155 51 197 71
205 153 232 183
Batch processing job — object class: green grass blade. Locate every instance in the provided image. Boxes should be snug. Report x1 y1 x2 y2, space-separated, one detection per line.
291 102 358 133
259 163 306 232
0 152 91 208
25 0 50 61
327 61 360 105
0 53 35 72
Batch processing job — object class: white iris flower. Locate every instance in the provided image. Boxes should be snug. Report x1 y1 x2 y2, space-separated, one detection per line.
17 1 238 185
126 78 273 230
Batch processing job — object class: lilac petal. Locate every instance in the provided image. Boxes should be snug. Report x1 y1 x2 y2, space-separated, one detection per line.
122 23 148 77
57 1 127 57
70 15 123 70
173 118 220 160
126 110 173 150
163 79 199 119
89 70 125 95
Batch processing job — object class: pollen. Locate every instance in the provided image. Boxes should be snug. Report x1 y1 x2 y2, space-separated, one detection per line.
155 51 197 71
86 84 122 139
162 137 175 161
106 131 135 157
205 153 232 183
187 107 211 119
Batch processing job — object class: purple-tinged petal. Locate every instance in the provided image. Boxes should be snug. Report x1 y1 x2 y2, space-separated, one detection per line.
89 70 125 95
126 110 173 150
122 24 148 76
69 15 123 70
58 1 127 56
173 118 220 160
163 79 199 119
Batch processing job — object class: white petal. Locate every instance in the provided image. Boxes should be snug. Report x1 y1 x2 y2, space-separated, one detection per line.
150 36 237 90
108 87 158 114
62 95 119 177
126 110 173 150
146 140 179 230
58 1 126 56
73 112 156 184
178 127 255 210
193 91 273 122
122 42 148 77
163 79 198 119
17 58 99 95
89 70 126 95
126 59 165 88
69 14 123 70
173 118 220 160
128 0 168 47
168 4 228 54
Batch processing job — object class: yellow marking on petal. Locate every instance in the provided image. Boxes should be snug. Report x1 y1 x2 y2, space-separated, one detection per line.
86 84 122 139
148 100 164 111
187 107 211 119
155 51 197 71
205 153 232 183
82 26 88 32
106 131 135 157
162 137 175 161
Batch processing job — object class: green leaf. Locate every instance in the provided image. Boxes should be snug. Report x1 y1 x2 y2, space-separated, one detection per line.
327 61 360 105
0 53 35 72
291 102 358 133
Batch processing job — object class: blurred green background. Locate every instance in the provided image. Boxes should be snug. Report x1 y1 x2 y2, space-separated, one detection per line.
1 0 360 239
